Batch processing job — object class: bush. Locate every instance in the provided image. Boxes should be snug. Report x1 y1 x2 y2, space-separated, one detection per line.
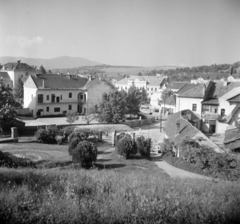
116 134 136 159
114 132 126 146
72 141 98 167
68 136 82 156
136 136 151 157
63 126 76 137
35 127 61 144
163 137 240 181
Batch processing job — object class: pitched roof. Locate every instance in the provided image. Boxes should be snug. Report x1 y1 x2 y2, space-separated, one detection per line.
176 83 199 95
168 82 188 90
202 99 219 105
164 110 223 152
4 62 35 71
115 75 166 86
228 94 240 103
179 83 207 98
31 74 88 89
86 77 115 89
165 95 176 106
0 72 11 80
224 128 240 144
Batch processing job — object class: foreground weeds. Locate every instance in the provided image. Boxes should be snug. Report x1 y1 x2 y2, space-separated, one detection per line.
0 168 240 223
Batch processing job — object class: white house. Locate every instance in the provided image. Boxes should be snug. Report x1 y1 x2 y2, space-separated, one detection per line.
2 60 38 93
114 75 168 97
24 74 88 118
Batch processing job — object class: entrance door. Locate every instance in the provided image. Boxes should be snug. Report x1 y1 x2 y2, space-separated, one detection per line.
209 124 216 133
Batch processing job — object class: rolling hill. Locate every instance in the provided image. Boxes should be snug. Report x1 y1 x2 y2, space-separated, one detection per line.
0 56 101 69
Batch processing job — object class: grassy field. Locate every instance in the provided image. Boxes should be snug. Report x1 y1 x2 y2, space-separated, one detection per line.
1 136 240 223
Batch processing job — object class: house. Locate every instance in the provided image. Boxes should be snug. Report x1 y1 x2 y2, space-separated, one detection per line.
223 127 240 152
114 75 168 97
0 72 13 89
168 82 189 93
164 110 223 153
24 74 88 118
163 95 176 114
2 60 38 92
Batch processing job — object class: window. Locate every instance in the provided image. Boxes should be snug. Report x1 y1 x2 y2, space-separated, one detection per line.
38 94 43 103
51 94 55 103
56 97 60 103
69 92 72 98
69 105 72 110
80 95 83 99
155 88 157 91
125 87 127 90
54 107 60 112
21 75 23 78
46 95 49 100
221 109 225 116
147 88 149 90
61 95 62 100
192 104 197 112
25 72 28 76
151 88 153 91
46 107 49 112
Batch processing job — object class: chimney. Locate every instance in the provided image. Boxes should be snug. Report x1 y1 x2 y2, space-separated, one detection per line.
99 75 102 81
88 75 92 81
42 79 45 88
202 84 206 97
17 60 21 64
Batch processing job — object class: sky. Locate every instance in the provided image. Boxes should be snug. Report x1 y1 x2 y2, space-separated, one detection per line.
0 0 240 67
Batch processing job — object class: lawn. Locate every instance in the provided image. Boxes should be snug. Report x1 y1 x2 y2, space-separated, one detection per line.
0 135 167 176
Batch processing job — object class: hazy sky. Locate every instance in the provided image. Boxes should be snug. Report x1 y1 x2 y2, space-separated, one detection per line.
0 0 240 67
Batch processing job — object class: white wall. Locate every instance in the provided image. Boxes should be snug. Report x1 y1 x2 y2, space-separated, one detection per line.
218 99 235 115
24 86 37 116
176 97 202 116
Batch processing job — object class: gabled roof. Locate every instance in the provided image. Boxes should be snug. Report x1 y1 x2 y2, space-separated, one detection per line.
0 72 11 80
176 83 199 95
179 83 207 98
4 62 35 71
115 75 166 86
224 128 240 144
86 77 115 89
164 110 223 153
31 74 88 89
165 95 176 106
168 82 188 90
228 94 240 103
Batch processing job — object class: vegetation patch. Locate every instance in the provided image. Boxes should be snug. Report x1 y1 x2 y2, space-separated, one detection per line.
0 168 240 223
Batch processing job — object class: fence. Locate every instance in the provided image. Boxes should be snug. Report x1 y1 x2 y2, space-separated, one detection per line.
121 117 156 128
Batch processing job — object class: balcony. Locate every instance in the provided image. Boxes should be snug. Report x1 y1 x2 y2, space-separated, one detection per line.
202 112 219 120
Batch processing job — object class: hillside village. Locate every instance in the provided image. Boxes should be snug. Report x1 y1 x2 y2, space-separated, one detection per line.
1 60 240 223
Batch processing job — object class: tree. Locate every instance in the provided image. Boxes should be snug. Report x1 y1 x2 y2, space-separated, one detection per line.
161 88 173 113
15 78 24 101
140 88 149 104
40 65 47 74
0 82 16 131
84 105 98 125
66 111 79 125
98 90 127 123
126 85 141 117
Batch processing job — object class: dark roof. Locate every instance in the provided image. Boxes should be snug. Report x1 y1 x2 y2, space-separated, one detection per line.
169 82 188 90
165 95 176 106
202 99 219 105
179 83 206 98
86 77 115 89
31 74 88 89
228 94 240 103
0 72 11 79
164 110 199 145
177 83 199 95
224 128 240 144
164 110 222 152
4 62 35 71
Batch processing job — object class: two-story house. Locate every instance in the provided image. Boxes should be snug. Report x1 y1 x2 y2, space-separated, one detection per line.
114 75 167 96
2 60 38 92
24 74 88 118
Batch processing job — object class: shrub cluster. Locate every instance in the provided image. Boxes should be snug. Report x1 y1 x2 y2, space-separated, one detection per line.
72 141 98 167
162 137 240 181
35 127 63 144
136 136 151 157
115 133 137 159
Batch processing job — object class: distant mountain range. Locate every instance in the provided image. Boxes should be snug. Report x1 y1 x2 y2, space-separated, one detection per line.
0 56 101 69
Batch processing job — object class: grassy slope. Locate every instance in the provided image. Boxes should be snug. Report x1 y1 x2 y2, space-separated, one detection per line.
0 168 240 223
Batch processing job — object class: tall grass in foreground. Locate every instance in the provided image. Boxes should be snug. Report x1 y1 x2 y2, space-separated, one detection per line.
0 168 240 223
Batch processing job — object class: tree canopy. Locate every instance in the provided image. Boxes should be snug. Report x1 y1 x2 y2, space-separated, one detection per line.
15 78 24 100
98 90 127 123
126 85 142 117
0 82 16 129
40 65 47 74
